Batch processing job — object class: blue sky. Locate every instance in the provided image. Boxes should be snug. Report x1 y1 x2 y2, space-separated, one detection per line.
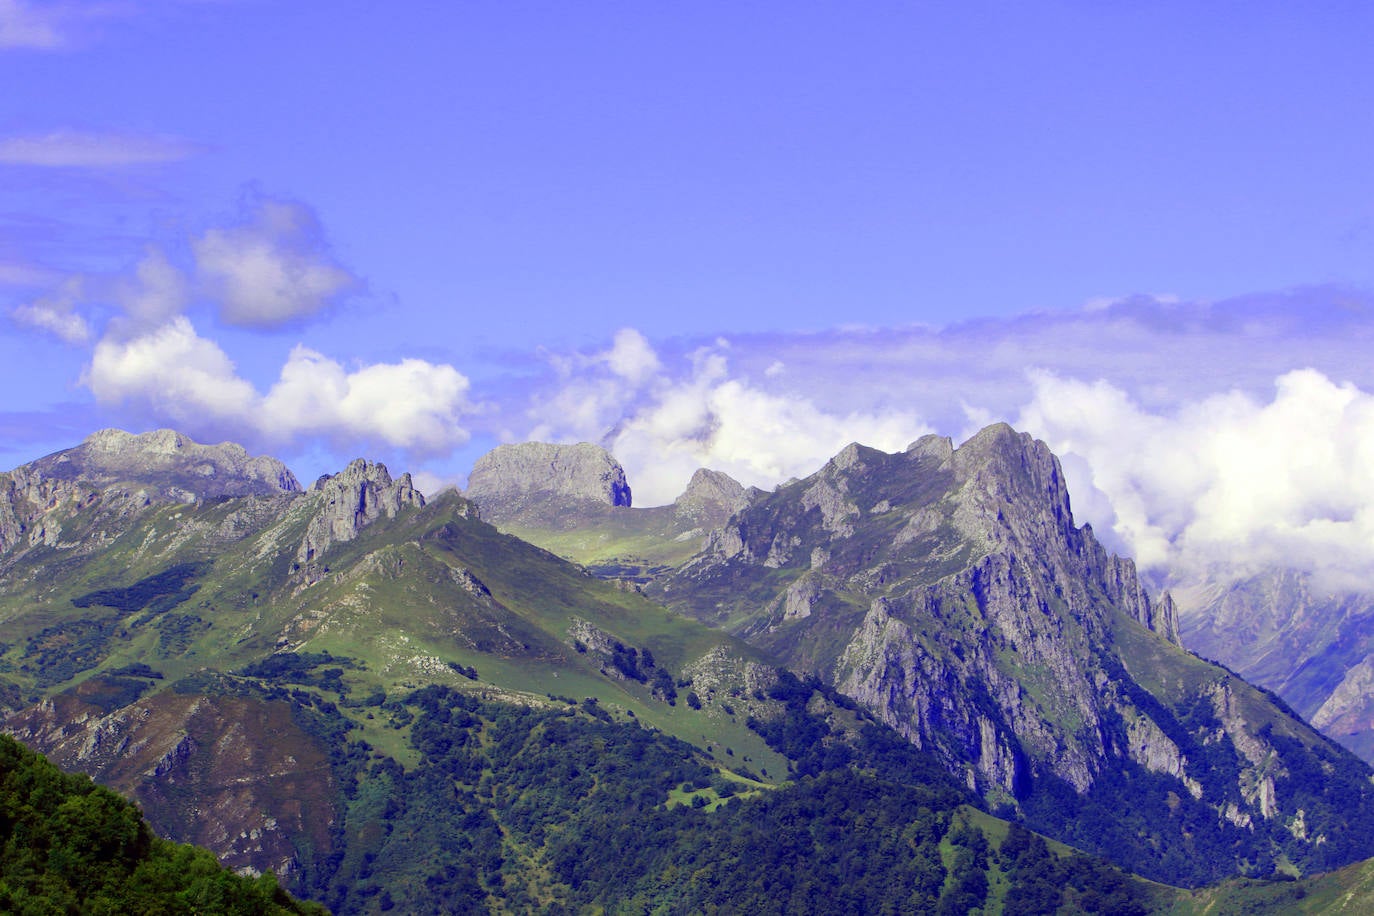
5 1 1374 586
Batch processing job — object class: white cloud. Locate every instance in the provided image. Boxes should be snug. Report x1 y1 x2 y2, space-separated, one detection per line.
82 319 473 456
603 327 661 385
612 373 929 505
261 347 471 454
0 0 66 49
9 277 92 344
501 296 1374 588
0 129 200 166
84 317 258 420
115 248 188 329
1016 368 1374 589
193 196 359 328
520 332 928 505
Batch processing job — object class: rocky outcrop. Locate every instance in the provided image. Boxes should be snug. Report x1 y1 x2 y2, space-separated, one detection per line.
673 468 748 528
466 442 631 522
294 459 424 585
0 429 300 561
660 423 1312 829
28 428 300 498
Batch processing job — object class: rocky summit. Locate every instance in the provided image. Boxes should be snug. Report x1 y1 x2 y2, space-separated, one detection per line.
0 429 300 559
639 425 1374 879
465 441 631 524
27 428 300 498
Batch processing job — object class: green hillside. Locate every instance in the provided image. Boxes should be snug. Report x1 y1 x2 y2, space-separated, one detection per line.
0 733 323 915
5 432 1374 913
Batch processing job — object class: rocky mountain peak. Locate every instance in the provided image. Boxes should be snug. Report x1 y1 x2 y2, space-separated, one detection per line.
465 442 631 522
28 428 302 498
0 429 302 558
673 468 748 526
665 423 1192 799
295 459 424 585
904 433 955 462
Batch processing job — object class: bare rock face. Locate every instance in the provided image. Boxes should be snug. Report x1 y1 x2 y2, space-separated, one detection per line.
672 468 748 528
5 691 337 881
660 424 1322 830
0 428 301 558
29 428 301 498
465 442 631 523
294 458 424 585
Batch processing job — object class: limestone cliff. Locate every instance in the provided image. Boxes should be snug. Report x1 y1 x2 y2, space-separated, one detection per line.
0 428 300 564
658 424 1326 837
465 441 630 525
294 459 425 585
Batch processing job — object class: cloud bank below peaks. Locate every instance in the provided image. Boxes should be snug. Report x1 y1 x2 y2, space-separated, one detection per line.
1017 369 1374 590
523 329 930 505
513 294 1374 590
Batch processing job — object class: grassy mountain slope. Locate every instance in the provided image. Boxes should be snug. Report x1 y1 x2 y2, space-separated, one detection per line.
0 437 809 905
474 426 1374 887
5 430 1374 912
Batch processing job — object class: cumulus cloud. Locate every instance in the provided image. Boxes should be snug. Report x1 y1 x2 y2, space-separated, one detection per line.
602 327 662 385
193 196 359 328
612 372 929 505
7 188 458 461
83 319 473 456
84 316 258 421
0 129 200 166
522 332 928 505
9 277 92 344
114 248 188 330
505 294 1374 588
1016 368 1374 590
262 347 472 453
9 247 187 347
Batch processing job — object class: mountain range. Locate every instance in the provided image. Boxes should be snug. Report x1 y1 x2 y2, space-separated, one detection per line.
2 426 1373 912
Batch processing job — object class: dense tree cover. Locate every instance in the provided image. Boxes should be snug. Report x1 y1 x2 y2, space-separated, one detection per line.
70 563 207 615
999 822 1151 916
285 685 1154 914
0 734 323 915
4 668 1162 914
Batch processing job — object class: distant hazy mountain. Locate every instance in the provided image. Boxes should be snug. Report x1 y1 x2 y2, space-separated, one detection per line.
1174 567 1374 763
